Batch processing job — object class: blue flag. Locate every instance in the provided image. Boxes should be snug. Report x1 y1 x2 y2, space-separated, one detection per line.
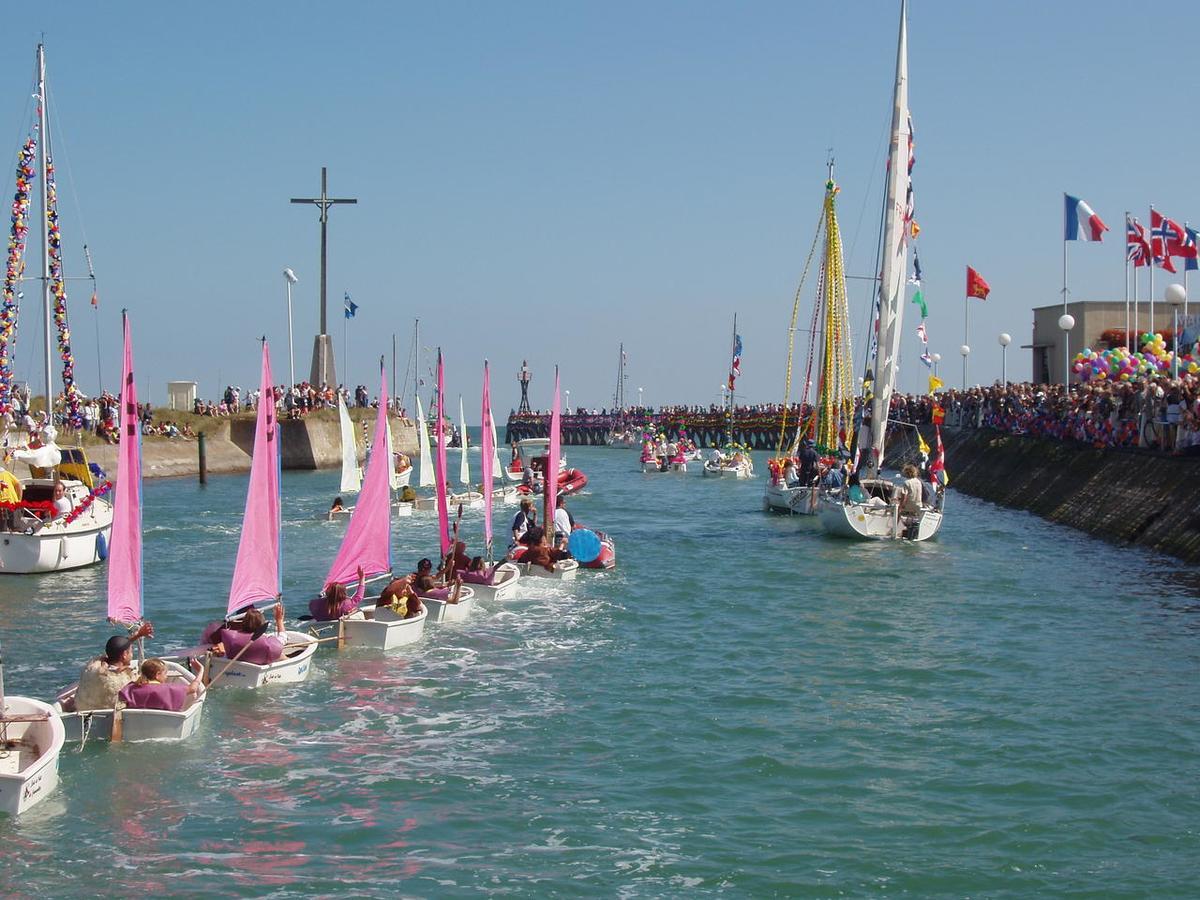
344 292 358 319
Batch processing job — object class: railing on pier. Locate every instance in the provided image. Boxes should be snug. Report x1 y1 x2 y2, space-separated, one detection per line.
504 410 809 450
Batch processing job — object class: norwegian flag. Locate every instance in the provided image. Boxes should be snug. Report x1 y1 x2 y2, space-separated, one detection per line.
1168 221 1198 262
1150 208 1181 273
1127 216 1151 268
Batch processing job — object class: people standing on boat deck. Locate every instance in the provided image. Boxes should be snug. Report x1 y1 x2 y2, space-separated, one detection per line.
899 464 924 516
798 439 820 484
310 566 367 621
553 496 573 548
510 498 536 548
209 603 288 664
118 657 205 712
74 623 155 711
378 575 424 619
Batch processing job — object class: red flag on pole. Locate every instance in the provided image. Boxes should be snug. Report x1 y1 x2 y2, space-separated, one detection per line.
966 266 990 300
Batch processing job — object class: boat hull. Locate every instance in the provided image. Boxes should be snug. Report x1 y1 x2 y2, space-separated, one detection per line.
460 562 521 600
53 662 205 742
818 496 943 542
763 483 819 515
702 460 753 478
520 558 579 581
308 605 428 651
205 630 318 688
0 697 64 816
421 587 476 623
0 509 113 574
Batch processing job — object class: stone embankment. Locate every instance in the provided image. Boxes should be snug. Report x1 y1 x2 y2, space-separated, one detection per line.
84 411 418 480
940 427 1200 563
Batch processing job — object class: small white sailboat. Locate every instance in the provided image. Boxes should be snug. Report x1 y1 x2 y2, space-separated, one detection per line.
54 315 206 740
338 392 362 495
308 364 427 652
819 0 943 542
206 341 318 687
702 450 754 479
0 644 65 816
0 45 113 575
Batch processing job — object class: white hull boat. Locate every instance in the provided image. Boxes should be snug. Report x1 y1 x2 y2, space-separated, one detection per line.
393 467 412 488
461 562 521 601
0 696 64 815
204 630 318 689
420 586 476 624
413 491 484 512
309 605 427 651
818 488 943 542
702 459 754 479
54 661 205 742
392 501 413 517
763 482 819 515
520 558 579 581
492 485 519 505
641 459 686 473
0 475 114 574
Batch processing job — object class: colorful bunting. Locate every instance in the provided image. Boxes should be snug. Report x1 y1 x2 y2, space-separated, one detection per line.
0 135 36 413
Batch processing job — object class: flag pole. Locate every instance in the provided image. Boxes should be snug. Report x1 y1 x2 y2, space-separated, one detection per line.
1062 194 1069 314
1150 206 1156 338
1184 221 1190 324
1124 212 1131 350
963 293 969 390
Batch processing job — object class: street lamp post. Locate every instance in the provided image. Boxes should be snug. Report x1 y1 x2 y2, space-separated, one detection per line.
960 344 971 390
998 333 1012 385
638 386 644 408
283 268 298 387
931 352 941 378
564 389 570 412
1058 314 1075 391
1166 283 1186 379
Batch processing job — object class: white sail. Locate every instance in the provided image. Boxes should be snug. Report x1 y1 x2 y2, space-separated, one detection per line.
458 395 470 486
416 395 434 488
338 393 361 494
488 390 503 478
866 0 910 477
386 409 402 490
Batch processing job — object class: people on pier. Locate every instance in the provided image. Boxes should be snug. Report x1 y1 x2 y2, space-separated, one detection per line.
74 622 155 711
118 657 205 712
310 566 366 621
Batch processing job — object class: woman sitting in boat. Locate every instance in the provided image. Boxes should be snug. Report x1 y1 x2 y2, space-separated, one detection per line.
328 496 347 520
209 603 288 665
518 527 558 572
394 452 411 474
447 540 472 573
309 566 367 621
412 557 465 603
118 657 205 712
377 575 424 619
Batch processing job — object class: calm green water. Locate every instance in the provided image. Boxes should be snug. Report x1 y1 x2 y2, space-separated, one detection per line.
0 446 1197 897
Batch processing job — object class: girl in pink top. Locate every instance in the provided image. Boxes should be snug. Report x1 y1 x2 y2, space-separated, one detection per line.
310 566 366 621
118 658 204 711
208 603 288 666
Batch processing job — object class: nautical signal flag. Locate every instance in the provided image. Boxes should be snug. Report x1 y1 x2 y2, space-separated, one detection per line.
90 291 98 308
930 425 948 485
1064 194 1108 242
911 288 927 318
344 292 358 318
928 374 944 394
966 267 990 300
1150 209 1182 273
1185 226 1199 272
1127 216 1151 268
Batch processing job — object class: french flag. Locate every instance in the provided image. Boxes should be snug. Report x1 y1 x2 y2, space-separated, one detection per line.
1064 194 1108 241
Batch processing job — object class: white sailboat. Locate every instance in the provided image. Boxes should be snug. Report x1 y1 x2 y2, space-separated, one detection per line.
819 0 943 542
0 635 64 814
338 392 362 495
54 315 206 741
0 44 113 574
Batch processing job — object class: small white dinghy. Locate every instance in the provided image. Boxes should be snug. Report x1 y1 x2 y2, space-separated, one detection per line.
460 561 521 601
421 586 477 624
763 481 819 515
315 604 428 651
204 631 318 689
54 660 205 741
0 695 64 816
702 455 754 478
520 558 579 581
413 490 484 512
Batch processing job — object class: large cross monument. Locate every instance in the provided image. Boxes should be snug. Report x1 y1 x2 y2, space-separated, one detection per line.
291 167 357 387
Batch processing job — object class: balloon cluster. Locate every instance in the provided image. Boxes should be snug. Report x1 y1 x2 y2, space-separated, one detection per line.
0 134 36 414
1072 333 1200 382
44 158 83 429
61 480 113 525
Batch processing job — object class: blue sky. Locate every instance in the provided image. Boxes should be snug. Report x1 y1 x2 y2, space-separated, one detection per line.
2 1 1195 415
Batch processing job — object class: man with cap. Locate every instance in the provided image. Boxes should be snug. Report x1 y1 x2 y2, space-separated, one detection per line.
74 622 154 711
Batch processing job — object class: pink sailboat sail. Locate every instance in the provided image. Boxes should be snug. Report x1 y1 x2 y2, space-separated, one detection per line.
481 360 494 555
107 314 142 624
544 367 561 534
325 365 393 585
434 349 451 557
226 342 281 615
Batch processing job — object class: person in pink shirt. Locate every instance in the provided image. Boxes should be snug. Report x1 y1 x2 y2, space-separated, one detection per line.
118 657 204 711
208 603 288 666
310 565 366 622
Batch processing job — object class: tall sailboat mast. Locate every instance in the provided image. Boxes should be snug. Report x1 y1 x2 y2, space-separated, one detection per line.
866 0 910 477
614 343 625 409
36 44 52 411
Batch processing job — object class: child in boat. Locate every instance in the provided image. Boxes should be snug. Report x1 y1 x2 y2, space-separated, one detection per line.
328 496 347 519
413 557 465 603
118 657 204 712
210 603 287 665
378 575 424 619
310 566 366 621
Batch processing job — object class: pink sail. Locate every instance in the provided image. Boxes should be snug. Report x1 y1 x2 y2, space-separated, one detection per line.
107 315 142 624
435 350 451 557
544 367 561 532
227 342 281 615
481 360 494 551
325 366 394 585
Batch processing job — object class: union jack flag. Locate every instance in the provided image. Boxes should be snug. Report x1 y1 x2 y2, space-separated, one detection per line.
1127 216 1151 268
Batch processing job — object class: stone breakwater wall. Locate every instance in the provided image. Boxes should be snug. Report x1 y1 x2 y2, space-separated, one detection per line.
941 427 1200 563
86 414 418 481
